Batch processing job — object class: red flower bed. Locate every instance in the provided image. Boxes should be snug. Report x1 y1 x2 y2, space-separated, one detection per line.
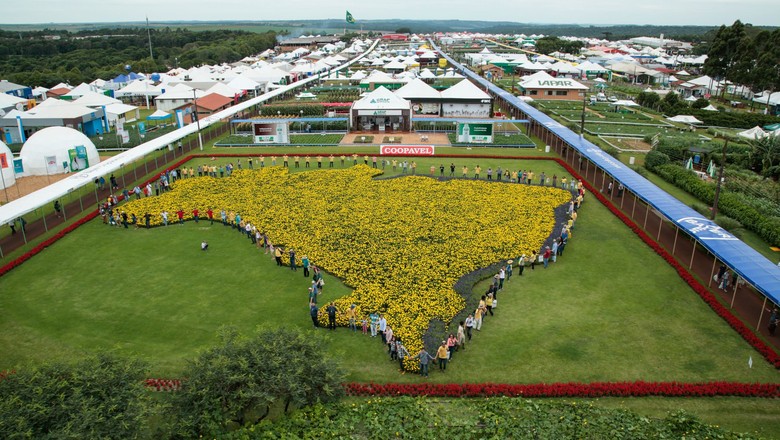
0 211 99 277
144 378 182 392
343 381 780 398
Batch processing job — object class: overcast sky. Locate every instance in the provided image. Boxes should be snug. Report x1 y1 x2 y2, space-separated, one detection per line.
2 0 776 27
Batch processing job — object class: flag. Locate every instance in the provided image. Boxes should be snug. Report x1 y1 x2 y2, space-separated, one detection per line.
708 160 716 178
685 157 693 170
346 11 356 24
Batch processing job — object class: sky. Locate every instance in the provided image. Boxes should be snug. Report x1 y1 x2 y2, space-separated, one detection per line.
2 0 777 27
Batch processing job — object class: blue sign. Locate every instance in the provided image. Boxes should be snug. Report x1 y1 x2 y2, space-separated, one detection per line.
13 158 23 174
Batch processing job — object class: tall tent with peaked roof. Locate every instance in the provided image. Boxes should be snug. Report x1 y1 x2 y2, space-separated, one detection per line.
439 79 492 118
350 86 412 132
395 78 442 115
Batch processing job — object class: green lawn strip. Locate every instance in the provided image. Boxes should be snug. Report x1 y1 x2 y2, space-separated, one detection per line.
591 397 780 439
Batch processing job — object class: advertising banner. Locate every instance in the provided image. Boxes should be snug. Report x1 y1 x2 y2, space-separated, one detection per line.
68 145 90 171
379 145 435 156
13 158 23 174
457 123 493 143
253 122 289 144
0 152 7 169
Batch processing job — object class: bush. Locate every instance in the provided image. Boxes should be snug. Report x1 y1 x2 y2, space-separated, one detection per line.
715 214 743 231
0 353 151 439
168 327 344 438
644 150 670 171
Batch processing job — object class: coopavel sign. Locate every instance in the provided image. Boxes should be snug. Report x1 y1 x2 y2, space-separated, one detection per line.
379 145 435 156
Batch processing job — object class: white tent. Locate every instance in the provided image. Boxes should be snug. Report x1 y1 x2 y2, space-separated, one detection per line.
351 86 411 111
63 82 96 98
610 100 639 107
666 115 703 124
227 76 262 93
115 80 162 98
19 127 100 176
441 79 492 100
206 82 241 98
394 78 441 99
0 141 16 189
702 104 719 111
0 93 27 112
73 91 121 107
737 126 768 140
104 102 139 125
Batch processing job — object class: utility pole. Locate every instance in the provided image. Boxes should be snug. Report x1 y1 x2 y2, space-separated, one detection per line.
711 139 728 220
146 16 154 60
580 95 587 136
193 89 203 151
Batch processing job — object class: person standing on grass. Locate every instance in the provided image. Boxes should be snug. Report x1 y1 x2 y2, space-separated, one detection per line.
289 248 297 271
455 322 465 349
329 155 334 168
530 250 538 270
347 304 357 332
310 303 319 328
498 267 505 290
161 210 169 226
551 240 559 263
176 209 184 225
384 326 394 355
474 165 481 179
396 340 410 371
436 341 449 371
302 255 310 277
506 260 513 282
379 314 387 343
543 246 552 268
474 306 483 331
206 208 214 225
446 334 457 359
274 246 283 266
326 302 338 330
417 348 435 377
192 208 199 223
369 311 379 337
450 163 456 177
465 314 475 341
144 213 151 228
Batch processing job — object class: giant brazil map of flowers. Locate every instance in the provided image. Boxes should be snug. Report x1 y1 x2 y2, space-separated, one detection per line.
122 166 571 369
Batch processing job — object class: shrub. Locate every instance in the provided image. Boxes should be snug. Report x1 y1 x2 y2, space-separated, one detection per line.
644 150 670 171
715 214 743 231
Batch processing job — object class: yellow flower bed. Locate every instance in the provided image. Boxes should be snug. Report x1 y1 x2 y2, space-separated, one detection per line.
122 166 570 370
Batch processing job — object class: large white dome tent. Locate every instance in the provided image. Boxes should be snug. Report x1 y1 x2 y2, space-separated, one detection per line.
19 127 100 176
0 140 16 189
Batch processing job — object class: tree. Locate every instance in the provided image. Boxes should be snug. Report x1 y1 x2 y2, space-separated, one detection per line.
749 134 780 178
395 27 412 34
750 29 780 114
0 353 151 439
168 327 344 438
702 21 747 101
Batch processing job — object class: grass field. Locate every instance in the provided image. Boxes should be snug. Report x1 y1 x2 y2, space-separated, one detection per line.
2 141 779 436
1 164 778 386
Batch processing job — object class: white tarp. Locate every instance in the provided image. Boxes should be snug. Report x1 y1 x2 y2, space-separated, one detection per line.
666 115 703 124
0 39 378 226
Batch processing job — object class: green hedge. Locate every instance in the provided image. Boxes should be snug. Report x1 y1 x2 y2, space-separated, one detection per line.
652 164 780 245
686 109 780 129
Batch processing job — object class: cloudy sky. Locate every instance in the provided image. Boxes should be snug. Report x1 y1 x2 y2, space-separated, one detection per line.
2 0 776 26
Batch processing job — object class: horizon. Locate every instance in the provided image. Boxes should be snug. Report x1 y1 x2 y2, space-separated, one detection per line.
1 0 777 27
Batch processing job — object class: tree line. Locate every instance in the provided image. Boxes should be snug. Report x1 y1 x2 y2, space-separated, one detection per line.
0 27 278 88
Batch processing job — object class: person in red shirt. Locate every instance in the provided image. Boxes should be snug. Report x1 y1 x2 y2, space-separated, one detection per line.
543 246 552 268
176 209 184 225
192 208 199 223
206 208 214 225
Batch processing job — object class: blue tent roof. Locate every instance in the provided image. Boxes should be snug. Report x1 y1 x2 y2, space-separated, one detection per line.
434 41 780 304
112 72 144 83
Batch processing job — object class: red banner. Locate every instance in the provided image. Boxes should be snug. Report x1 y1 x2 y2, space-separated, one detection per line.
379 145 435 156
0 153 8 169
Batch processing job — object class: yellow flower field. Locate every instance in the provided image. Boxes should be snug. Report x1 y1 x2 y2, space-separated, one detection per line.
122 166 570 370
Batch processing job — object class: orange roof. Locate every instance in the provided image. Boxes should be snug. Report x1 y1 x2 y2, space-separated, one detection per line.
194 93 233 111
47 87 71 96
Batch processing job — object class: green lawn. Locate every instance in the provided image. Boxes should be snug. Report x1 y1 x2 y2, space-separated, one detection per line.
1 165 777 386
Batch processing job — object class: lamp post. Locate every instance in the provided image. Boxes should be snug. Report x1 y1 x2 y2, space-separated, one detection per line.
193 89 203 151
